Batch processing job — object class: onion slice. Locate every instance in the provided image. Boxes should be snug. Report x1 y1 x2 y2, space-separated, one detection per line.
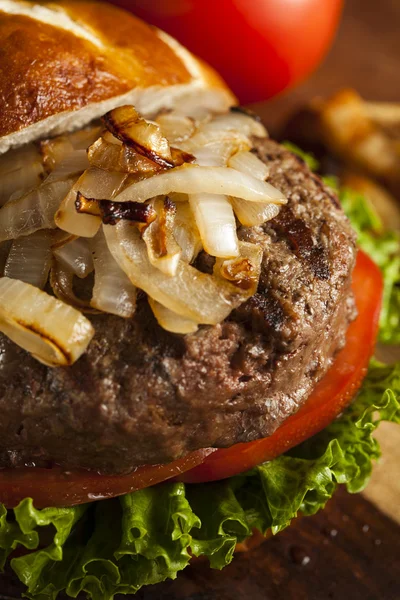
189 194 239 258
91 229 137 318
0 178 75 242
87 136 161 174
142 197 182 276
156 113 196 144
148 297 198 334
231 198 280 227
55 168 128 237
104 222 256 324
0 278 94 366
214 242 263 295
228 150 269 180
50 262 95 313
0 144 44 206
45 150 89 184
228 150 282 226
173 202 202 263
75 193 156 226
41 126 102 172
52 236 94 279
113 164 287 205
4 231 52 289
104 105 174 168
197 110 267 138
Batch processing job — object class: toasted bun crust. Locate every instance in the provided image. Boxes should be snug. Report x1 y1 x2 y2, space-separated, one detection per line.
0 0 235 154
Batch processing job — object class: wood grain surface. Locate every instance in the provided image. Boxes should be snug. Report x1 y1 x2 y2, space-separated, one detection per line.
1 1 400 599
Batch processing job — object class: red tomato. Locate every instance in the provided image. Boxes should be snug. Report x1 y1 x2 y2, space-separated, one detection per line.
180 250 383 483
0 449 215 509
110 0 343 103
0 251 382 508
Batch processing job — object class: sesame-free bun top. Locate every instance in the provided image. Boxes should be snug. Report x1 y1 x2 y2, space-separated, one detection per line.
0 0 235 154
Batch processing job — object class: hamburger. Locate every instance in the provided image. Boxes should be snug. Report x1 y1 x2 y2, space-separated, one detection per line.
0 1 398 598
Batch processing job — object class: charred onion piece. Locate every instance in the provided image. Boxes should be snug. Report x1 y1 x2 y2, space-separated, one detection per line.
50 261 96 314
142 197 182 276
75 192 157 226
0 277 94 366
55 168 128 237
103 105 175 169
214 242 262 294
87 136 162 174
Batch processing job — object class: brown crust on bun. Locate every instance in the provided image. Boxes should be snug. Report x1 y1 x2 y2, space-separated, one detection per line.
0 0 235 152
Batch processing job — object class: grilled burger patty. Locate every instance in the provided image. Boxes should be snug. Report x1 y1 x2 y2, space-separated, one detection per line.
0 138 357 474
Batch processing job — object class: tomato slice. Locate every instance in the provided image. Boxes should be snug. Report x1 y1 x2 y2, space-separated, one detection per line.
0 448 215 509
0 250 382 508
179 250 383 483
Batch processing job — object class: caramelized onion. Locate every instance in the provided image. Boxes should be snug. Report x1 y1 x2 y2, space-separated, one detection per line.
231 198 280 227
173 202 202 263
104 105 174 168
156 113 196 144
45 150 89 183
148 297 198 334
75 193 156 226
50 261 95 313
214 242 262 294
55 168 128 237
197 111 267 138
0 144 44 206
0 178 75 242
87 136 161 174
52 236 94 279
91 229 137 318
0 278 94 366
104 222 257 324
179 130 251 156
193 138 251 167
189 194 239 258
40 126 102 172
4 231 52 289
228 150 282 227
114 164 287 205
169 89 230 122
40 137 73 173
228 150 269 180
142 197 182 276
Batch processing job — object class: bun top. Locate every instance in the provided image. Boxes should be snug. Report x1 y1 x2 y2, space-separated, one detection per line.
0 0 235 154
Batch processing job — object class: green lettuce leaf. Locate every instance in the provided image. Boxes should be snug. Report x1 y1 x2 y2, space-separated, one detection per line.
0 361 398 599
339 186 400 344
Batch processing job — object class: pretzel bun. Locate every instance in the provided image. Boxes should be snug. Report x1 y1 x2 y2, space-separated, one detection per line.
0 0 235 154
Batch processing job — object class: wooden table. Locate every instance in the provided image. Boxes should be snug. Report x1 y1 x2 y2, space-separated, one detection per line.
1 1 400 598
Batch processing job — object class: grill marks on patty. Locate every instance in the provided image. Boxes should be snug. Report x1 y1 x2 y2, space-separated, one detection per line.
272 207 331 280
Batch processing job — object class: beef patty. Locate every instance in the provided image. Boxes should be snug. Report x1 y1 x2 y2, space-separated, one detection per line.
0 138 357 474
